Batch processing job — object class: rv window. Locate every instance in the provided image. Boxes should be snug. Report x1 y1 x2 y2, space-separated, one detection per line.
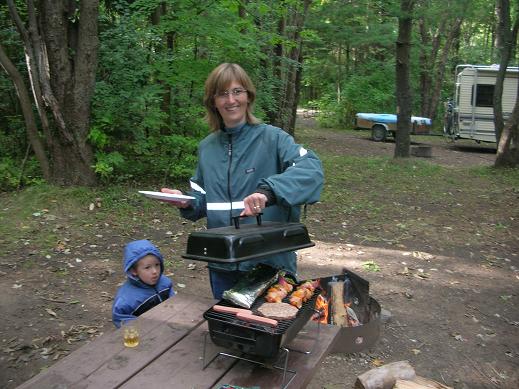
471 84 494 107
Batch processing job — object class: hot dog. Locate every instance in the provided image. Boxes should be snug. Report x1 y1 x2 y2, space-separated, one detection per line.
236 312 278 327
212 305 252 315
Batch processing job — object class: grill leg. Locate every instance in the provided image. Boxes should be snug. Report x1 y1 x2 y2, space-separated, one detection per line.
279 347 293 388
202 334 297 389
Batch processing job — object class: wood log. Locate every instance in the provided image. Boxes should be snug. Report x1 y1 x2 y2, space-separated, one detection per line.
354 361 416 389
394 376 453 389
329 281 347 326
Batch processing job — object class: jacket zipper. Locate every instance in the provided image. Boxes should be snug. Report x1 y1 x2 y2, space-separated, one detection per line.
227 134 233 225
155 285 163 302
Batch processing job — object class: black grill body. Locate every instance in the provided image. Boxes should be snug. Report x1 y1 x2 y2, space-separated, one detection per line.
203 288 320 359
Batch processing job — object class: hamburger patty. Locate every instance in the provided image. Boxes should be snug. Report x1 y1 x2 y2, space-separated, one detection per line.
256 302 299 320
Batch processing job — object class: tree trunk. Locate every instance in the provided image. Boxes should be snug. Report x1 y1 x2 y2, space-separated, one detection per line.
270 0 312 136
8 0 99 186
495 75 519 167
151 2 174 133
418 19 431 118
0 43 50 179
394 0 414 159
418 18 445 118
429 18 463 122
266 15 285 127
494 0 519 142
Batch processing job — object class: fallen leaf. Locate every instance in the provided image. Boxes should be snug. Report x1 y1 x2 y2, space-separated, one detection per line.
371 358 384 366
177 283 186 288
12 284 23 289
45 308 57 317
40 347 55 356
451 333 466 342
411 348 421 355
412 251 434 260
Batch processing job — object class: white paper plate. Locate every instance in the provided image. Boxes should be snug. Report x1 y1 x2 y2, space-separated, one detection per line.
138 191 195 201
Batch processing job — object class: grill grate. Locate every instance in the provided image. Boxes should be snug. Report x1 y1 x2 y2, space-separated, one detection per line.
204 297 314 334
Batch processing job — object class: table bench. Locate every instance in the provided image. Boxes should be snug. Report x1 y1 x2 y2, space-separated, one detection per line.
17 293 340 389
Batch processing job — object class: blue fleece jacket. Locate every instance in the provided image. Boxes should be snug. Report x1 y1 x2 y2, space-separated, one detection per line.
180 122 324 274
112 240 174 328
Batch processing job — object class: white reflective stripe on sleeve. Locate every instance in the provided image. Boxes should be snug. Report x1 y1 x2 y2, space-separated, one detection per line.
190 180 206 194
207 201 245 211
299 146 308 157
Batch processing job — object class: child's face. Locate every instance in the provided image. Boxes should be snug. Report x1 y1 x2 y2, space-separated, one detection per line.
130 254 161 285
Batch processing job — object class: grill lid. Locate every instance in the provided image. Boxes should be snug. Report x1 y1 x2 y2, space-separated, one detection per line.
182 215 314 263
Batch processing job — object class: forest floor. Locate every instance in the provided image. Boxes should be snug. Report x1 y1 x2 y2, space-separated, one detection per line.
1 115 518 389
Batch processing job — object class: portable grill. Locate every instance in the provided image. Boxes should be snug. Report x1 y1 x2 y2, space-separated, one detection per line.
185 215 380 364
203 285 320 359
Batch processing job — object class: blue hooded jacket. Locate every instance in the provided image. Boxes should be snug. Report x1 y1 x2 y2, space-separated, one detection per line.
112 240 174 328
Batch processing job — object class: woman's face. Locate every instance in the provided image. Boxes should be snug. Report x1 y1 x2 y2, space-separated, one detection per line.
214 80 249 128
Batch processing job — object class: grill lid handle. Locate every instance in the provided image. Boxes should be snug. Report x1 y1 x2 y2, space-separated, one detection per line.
232 213 263 229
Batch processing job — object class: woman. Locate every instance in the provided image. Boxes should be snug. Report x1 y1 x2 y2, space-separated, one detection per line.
162 63 324 299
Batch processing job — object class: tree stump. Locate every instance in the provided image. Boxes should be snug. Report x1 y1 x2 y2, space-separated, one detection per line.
411 145 432 158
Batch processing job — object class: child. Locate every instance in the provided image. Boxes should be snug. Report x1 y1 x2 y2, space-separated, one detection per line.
112 239 175 328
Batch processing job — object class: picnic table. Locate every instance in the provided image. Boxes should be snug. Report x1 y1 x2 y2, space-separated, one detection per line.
17 293 340 389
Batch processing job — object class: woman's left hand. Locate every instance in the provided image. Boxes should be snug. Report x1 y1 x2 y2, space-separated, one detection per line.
241 193 268 216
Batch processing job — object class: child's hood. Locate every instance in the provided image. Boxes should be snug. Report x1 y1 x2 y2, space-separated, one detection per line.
123 239 164 278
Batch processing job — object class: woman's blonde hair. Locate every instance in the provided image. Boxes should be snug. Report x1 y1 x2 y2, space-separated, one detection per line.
204 63 261 131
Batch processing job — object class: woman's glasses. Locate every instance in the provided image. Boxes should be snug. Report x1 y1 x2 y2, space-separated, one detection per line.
215 88 247 99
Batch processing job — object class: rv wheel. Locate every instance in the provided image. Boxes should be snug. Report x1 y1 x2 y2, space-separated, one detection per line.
371 125 387 142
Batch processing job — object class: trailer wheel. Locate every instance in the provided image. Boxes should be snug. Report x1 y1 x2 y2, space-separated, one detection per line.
371 125 387 142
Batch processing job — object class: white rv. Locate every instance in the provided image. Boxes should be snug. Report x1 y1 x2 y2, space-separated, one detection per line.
444 64 518 143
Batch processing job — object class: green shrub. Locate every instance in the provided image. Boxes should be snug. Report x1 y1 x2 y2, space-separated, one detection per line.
0 157 43 191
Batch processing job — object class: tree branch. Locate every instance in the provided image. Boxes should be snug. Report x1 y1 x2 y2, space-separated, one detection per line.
0 43 50 178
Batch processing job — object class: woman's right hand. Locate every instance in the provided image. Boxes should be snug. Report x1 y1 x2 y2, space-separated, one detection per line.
160 188 191 208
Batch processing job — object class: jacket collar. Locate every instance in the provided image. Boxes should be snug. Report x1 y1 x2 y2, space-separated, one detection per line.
222 122 248 135
128 275 156 289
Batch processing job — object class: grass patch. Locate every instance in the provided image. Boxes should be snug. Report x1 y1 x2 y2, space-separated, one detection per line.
313 147 519 251
361 260 381 272
0 183 182 253
320 154 456 215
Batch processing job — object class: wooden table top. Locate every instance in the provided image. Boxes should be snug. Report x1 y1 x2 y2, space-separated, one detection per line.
17 293 340 389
